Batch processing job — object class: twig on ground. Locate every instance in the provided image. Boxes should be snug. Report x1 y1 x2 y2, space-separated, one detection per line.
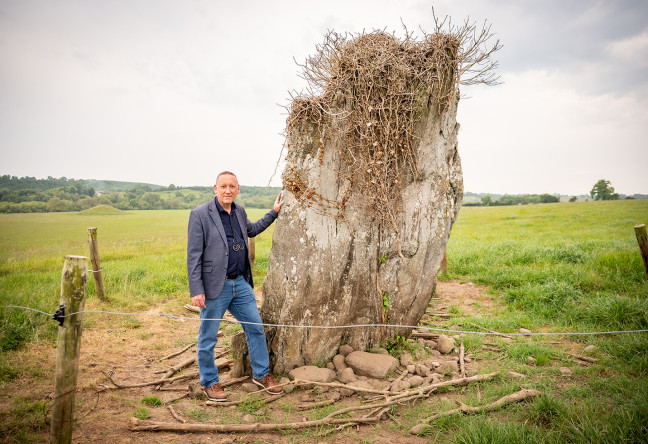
409 388 541 435
459 342 466 378
167 405 186 423
160 343 195 361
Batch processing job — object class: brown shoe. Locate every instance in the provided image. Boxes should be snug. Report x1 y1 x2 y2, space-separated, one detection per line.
203 383 227 402
253 374 283 395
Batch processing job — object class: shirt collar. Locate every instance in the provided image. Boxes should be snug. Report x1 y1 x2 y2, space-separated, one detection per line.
214 198 236 215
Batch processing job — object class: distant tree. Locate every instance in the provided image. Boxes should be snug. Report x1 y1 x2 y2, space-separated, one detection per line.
481 195 492 206
569 196 578 202
168 184 176 190
539 193 559 203
590 179 620 201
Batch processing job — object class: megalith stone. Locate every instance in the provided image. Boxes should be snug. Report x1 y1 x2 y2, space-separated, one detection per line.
261 32 464 373
345 351 398 379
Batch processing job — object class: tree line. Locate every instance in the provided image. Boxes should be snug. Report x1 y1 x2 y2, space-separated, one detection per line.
0 176 280 213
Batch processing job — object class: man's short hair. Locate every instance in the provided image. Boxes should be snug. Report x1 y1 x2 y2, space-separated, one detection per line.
216 171 237 183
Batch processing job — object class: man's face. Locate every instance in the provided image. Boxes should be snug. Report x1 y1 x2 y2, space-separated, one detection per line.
214 174 239 207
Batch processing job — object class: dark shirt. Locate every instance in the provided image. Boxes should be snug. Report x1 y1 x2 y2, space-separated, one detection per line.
215 199 247 277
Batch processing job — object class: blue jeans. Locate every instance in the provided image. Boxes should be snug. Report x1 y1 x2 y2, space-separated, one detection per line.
197 276 270 387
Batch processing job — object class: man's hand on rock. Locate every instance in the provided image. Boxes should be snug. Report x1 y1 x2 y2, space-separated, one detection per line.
192 294 206 309
273 193 285 213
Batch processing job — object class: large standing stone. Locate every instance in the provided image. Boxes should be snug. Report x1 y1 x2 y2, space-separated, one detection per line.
261 33 464 373
344 351 398 379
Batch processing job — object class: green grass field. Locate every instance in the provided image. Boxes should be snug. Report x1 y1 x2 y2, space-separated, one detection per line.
0 207 275 350
1 200 647 442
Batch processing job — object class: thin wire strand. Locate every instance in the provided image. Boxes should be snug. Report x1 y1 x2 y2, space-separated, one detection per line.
1 305 647 336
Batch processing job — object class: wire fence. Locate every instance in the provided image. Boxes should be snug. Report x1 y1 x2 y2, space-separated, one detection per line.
1 304 647 337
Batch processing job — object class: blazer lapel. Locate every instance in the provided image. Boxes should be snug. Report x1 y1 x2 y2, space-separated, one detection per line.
208 200 228 247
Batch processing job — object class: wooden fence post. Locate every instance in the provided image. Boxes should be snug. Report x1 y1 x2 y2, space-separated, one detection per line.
635 224 648 278
87 227 107 301
248 238 256 270
50 255 88 444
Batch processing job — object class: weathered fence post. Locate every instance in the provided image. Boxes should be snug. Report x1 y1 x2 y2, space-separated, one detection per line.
635 224 648 278
87 227 107 301
50 255 88 444
248 238 256 270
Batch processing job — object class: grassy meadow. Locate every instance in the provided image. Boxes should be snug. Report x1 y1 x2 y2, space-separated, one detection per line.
0 206 275 351
0 199 647 442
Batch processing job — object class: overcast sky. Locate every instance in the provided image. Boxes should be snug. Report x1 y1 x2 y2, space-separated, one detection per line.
1 0 646 195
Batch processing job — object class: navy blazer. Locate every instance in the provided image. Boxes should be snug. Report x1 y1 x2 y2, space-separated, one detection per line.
187 199 277 299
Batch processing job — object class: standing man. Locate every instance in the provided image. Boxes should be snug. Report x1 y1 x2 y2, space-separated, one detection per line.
187 171 283 401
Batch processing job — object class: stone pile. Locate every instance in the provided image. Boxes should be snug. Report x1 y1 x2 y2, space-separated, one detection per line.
282 334 474 396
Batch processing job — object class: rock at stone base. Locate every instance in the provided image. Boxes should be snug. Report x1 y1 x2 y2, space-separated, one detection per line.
326 391 342 401
506 371 526 379
241 383 260 393
408 375 424 387
407 364 416 374
242 414 256 424
519 328 532 336
424 340 437 349
279 377 294 394
584 345 596 354
337 367 357 384
341 380 373 397
415 364 431 377
333 354 348 372
339 344 354 356
313 385 329 395
527 357 536 365
390 380 411 393
560 367 573 376
464 356 472 363
288 366 337 384
345 351 399 379
437 335 455 354
400 351 413 367
326 362 336 371
436 360 459 375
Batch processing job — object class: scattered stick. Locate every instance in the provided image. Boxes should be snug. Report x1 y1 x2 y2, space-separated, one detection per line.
459 343 466 378
100 370 199 390
183 304 200 314
158 357 196 385
411 331 440 340
161 343 196 361
220 376 250 388
129 372 500 435
424 313 453 318
297 397 338 410
481 346 502 352
167 405 186 423
409 388 541 435
565 352 598 363
205 393 286 407
166 393 189 404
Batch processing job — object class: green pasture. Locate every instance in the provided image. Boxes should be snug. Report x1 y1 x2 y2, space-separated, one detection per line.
1 200 647 442
0 206 275 350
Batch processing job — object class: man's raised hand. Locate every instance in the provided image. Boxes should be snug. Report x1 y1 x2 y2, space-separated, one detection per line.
273 192 285 213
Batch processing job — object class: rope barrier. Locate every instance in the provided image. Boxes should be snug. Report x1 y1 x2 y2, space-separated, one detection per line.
1 305 647 336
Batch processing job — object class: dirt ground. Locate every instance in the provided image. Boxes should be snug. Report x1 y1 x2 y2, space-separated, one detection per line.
1 280 514 443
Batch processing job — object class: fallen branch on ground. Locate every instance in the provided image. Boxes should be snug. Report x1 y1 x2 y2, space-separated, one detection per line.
167 405 186 423
409 388 541 435
160 343 196 361
128 372 500 434
459 343 466 378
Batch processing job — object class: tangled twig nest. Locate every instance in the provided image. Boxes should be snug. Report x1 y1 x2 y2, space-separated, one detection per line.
281 18 501 241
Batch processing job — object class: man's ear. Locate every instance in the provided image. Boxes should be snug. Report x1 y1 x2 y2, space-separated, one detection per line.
213 185 218 194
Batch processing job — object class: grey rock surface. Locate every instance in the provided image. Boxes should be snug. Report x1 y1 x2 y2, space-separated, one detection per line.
436 334 455 354
288 365 336 383
345 351 398 379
